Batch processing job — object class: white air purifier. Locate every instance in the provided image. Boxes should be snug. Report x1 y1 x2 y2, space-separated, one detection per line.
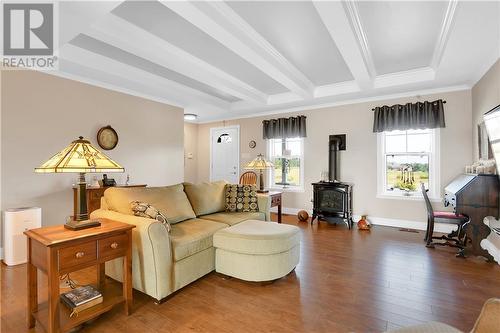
3 207 42 266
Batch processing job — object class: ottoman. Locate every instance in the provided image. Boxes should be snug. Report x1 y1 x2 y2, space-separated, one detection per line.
213 220 300 282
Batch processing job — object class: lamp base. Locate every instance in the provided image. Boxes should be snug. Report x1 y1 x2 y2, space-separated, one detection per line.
257 189 269 193
64 219 101 230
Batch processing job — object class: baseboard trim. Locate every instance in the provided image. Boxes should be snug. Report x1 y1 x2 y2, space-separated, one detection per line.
0 247 3 260
271 206 456 233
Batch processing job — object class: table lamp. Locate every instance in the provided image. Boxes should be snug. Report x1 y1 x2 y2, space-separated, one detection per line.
35 136 124 230
245 154 274 193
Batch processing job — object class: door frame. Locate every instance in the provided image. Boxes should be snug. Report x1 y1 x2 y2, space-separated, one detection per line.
210 125 240 182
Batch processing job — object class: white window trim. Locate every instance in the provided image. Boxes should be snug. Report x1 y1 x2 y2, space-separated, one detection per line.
266 138 305 192
376 129 441 202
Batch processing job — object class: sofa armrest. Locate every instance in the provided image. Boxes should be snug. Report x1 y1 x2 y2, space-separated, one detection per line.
90 209 173 300
257 194 271 221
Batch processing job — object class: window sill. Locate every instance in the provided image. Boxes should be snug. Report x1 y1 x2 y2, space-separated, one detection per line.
377 193 442 203
269 187 305 193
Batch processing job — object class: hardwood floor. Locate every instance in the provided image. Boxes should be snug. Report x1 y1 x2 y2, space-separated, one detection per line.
3 214 500 333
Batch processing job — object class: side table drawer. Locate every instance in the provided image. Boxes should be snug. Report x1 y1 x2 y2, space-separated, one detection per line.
59 241 97 271
271 195 281 206
99 233 128 259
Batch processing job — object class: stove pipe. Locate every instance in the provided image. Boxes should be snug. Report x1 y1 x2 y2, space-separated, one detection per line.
329 135 346 182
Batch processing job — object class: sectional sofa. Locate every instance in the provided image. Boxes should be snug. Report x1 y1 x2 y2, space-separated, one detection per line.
90 181 271 302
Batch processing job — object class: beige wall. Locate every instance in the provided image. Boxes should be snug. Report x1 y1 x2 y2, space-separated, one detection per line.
1 70 184 234
197 89 473 223
472 59 500 160
184 122 198 183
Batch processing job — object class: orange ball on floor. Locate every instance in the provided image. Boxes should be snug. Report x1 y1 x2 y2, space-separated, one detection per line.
298 210 309 222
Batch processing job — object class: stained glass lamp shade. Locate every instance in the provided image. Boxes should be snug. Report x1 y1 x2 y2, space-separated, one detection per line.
35 137 124 173
35 137 124 229
245 154 274 193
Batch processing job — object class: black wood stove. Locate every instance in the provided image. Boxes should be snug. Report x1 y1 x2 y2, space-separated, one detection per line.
311 135 353 228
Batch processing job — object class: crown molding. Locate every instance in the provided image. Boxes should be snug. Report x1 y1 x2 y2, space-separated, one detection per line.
200 84 470 124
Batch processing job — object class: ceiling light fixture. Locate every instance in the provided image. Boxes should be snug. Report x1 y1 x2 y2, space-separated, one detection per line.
184 113 198 121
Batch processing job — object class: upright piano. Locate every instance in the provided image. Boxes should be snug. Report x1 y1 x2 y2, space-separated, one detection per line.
444 174 499 260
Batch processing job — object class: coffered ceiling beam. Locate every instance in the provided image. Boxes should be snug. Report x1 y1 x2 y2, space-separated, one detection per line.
58 2 123 48
431 0 459 69
313 1 374 90
314 81 360 98
161 1 314 100
59 44 230 112
86 14 268 105
374 67 435 89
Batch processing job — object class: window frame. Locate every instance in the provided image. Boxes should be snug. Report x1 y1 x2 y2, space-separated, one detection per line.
266 137 305 192
376 129 441 201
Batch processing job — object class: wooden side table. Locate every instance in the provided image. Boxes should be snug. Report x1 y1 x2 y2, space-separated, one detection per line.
73 184 146 217
269 191 283 223
24 219 135 333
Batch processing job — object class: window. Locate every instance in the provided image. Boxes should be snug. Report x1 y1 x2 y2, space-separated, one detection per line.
267 137 304 191
377 129 440 199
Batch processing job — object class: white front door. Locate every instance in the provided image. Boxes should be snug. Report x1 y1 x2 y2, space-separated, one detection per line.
210 126 240 183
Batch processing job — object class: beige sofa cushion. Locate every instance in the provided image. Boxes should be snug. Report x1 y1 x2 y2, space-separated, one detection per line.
213 220 300 255
170 218 227 261
184 181 227 216
104 185 196 224
201 211 265 226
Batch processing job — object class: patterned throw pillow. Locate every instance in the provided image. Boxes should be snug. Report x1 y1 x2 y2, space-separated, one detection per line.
130 201 171 232
225 184 259 212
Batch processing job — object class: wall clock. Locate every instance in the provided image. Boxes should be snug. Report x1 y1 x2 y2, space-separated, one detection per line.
249 140 256 149
97 125 118 150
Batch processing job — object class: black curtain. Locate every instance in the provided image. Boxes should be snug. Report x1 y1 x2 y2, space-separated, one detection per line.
262 115 307 139
373 99 445 133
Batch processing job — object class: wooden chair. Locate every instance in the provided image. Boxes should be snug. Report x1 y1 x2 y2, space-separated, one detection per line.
421 183 469 256
240 171 257 186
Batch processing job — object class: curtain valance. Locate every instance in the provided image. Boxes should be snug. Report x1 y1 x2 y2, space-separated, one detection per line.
372 99 446 133
262 115 307 139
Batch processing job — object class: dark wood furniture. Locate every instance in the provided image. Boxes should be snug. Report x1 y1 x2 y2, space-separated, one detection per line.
311 181 353 229
269 191 282 223
422 183 469 256
24 219 135 333
73 184 146 217
239 171 257 186
444 174 500 260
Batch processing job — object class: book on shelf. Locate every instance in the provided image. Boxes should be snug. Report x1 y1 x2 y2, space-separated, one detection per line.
60 285 103 317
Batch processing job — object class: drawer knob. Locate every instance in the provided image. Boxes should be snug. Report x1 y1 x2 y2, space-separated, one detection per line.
75 251 85 259
110 242 119 249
